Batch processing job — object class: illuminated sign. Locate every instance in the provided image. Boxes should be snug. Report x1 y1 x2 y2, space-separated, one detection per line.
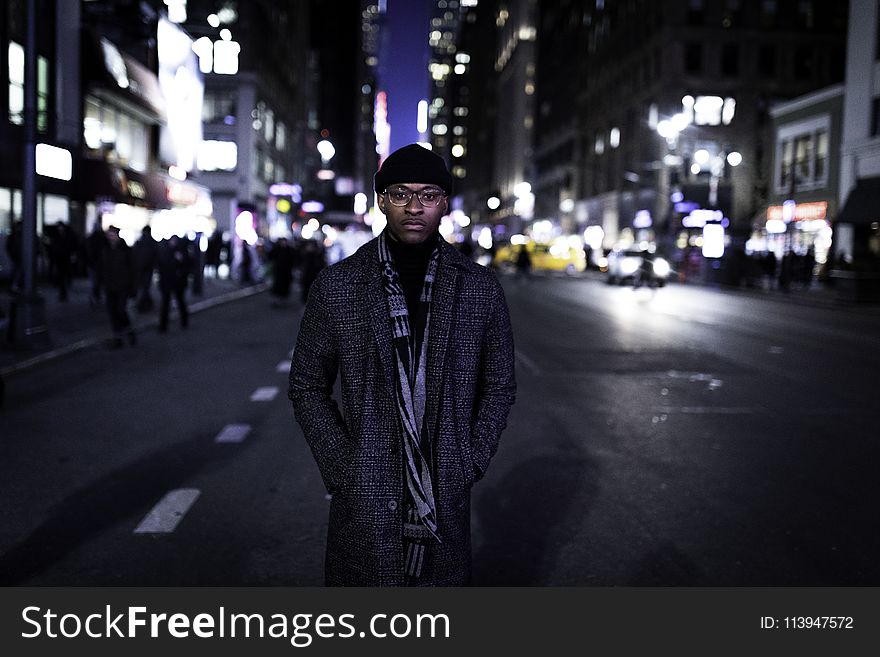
766 201 828 223
375 91 390 161
35 143 72 181
128 181 146 199
633 210 652 229
269 183 302 201
301 201 325 213
166 181 200 205
674 201 699 214
702 223 725 258
683 208 724 228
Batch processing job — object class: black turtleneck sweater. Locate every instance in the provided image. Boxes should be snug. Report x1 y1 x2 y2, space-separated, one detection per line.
386 230 438 318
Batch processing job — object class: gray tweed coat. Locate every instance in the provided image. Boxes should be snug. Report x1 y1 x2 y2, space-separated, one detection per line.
289 235 516 586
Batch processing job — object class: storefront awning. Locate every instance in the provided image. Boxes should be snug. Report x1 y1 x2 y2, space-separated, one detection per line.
82 30 166 121
75 158 210 214
837 176 880 225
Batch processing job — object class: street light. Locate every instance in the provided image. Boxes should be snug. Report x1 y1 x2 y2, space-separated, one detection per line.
317 139 335 164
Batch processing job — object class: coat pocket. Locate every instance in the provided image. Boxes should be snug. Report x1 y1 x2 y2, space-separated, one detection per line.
458 433 476 487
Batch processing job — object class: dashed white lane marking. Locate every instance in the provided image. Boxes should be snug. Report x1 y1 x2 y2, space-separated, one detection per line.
276 360 290 373
250 386 279 401
215 424 252 443
514 349 542 376
653 406 755 415
134 489 201 534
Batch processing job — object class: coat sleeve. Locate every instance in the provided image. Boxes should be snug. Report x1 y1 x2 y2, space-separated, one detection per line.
288 272 352 494
470 277 517 481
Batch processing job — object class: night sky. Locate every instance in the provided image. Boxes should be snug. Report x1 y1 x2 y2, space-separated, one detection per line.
380 0 432 152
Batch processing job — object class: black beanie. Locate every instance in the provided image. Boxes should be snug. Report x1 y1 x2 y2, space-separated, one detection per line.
374 143 454 195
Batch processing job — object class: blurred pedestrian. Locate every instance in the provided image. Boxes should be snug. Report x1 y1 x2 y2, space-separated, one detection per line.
239 242 254 284
298 239 325 304
268 237 295 305
779 251 794 292
5 221 23 293
132 225 159 313
205 229 223 278
46 222 77 301
515 244 532 281
85 222 108 306
101 226 137 347
157 234 191 333
289 143 516 586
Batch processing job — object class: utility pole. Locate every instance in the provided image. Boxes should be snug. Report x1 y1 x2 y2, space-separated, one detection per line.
7 0 49 347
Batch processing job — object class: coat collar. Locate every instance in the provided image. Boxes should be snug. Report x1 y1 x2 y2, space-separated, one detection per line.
356 235 464 425
345 235 472 284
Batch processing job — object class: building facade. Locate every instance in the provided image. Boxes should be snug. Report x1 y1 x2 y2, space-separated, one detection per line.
756 84 843 273
837 0 880 271
533 0 847 258
1 0 80 279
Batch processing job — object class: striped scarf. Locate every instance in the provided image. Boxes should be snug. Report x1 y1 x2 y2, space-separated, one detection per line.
377 231 442 577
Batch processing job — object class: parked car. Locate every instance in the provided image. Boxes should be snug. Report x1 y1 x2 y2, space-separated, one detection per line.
494 237 587 274
606 247 671 286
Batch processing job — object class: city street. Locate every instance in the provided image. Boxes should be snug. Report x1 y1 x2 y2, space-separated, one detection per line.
1 276 878 586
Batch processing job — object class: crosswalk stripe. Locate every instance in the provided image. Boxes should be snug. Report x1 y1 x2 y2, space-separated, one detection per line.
250 386 279 401
134 489 201 534
214 424 251 443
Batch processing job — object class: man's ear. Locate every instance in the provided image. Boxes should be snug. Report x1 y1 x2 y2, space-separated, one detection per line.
376 193 386 214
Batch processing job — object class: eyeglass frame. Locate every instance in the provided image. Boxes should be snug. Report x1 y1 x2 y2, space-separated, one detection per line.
381 185 448 208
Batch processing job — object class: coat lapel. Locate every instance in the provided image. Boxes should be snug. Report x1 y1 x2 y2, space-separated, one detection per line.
365 276 397 394
425 249 459 436
347 238 397 395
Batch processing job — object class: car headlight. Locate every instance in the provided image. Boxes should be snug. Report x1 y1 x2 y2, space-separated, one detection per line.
621 258 639 275
653 258 670 278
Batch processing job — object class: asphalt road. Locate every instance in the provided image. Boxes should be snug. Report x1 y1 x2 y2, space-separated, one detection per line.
1 277 877 586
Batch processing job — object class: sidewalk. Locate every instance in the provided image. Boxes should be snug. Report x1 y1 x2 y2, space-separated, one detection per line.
0 276 267 376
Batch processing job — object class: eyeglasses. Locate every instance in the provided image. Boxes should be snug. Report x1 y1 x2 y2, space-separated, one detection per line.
383 187 447 208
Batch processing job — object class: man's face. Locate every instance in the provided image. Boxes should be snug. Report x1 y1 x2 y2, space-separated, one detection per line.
377 183 447 245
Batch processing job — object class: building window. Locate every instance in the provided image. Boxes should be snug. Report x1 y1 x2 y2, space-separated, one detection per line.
687 0 705 26
9 42 50 131
760 0 777 28
722 0 742 27
202 90 237 124
276 121 286 151
779 140 793 190
684 42 702 74
758 45 776 78
82 94 149 171
797 1 814 29
8 42 25 125
815 130 828 179
794 46 813 80
264 108 274 143
197 139 237 171
721 44 739 77
794 134 812 184
776 120 830 192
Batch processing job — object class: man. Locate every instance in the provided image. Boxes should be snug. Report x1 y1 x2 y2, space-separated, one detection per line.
133 225 159 312
157 234 191 333
289 144 516 586
101 226 137 348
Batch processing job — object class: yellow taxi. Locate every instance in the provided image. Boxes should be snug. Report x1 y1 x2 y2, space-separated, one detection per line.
493 236 587 274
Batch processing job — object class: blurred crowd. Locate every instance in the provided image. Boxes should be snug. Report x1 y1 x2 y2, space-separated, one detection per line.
1 220 337 348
